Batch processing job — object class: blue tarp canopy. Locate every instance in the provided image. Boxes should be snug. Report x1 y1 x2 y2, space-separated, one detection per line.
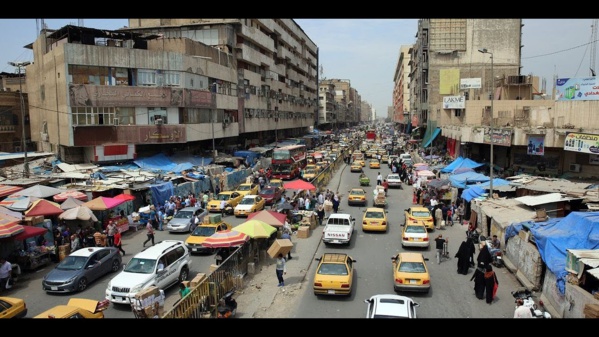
423 128 441 148
450 158 484 173
449 171 490 189
133 153 194 173
441 157 465 173
505 212 599 295
461 186 485 202
476 178 512 189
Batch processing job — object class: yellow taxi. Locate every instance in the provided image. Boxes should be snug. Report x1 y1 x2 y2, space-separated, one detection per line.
401 221 430 248
369 159 381 169
34 298 109 319
0 296 27 319
236 183 259 197
391 252 431 293
381 155 389 164
268 179 285 194
362 207 388 232
347 188 367 207
185 219 232 254
234 195 266 217
313 253 356 296
404 206 435 231
316 162 328 172
350 161 363 172
207 191 243 213
302 167 318 181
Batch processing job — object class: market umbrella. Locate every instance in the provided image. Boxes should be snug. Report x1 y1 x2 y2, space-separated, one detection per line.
0 216 24 238
113 193 136 201
277 202 294 211
53 189 88 202
424 155 441 160
247 210 287 227
83 196 126 211
3 196 38 212
201 230 250 248
427 179 452 190
11 225 48 241
232 219 277 239
414 165 430 171
0 184 23 198
17 185 64 198
24 199 64 217
417 170 436 177
283 179 317 191
452 167 475 175
0 205 23 220
413 163 428 167
59 205 98 222
60 196 86 210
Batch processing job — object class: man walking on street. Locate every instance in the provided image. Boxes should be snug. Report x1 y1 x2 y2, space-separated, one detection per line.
276 253 287 287
143 220 156 247
435 234 447 265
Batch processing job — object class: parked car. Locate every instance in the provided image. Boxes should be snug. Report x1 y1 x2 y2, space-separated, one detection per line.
0 296 27 319
166 207 207 233
391 252 431 293
313 253 356 296
34 298 109 319
105 240 192 305
259 186 283 206
364 294 419 318
42 247 122 293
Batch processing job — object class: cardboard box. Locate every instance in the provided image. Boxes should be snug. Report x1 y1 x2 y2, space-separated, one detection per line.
267 239 293 258
23 217 34 226
209 264 219 272
32 216 44 225
190 273 207 287
297 226 310 238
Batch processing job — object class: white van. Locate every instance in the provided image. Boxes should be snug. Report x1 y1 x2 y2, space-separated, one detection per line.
105 240 192 305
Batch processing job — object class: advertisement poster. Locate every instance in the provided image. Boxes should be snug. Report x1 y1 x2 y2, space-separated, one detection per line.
564 132 599 154
555 77 599 101
527 136 545 156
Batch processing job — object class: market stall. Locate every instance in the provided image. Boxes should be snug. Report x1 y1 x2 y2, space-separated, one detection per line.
82 196 127 232
6 225 53 271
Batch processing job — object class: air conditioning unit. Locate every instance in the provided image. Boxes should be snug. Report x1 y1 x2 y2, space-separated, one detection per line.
154 118 163 125
569 163 581 173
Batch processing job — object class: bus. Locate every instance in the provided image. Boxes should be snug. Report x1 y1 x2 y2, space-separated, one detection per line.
272 145 307 180
366 129 377 141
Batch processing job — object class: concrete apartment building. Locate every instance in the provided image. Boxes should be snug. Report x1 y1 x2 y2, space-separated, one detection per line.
24 19 318 164
404 18 599 178
392 45 411 127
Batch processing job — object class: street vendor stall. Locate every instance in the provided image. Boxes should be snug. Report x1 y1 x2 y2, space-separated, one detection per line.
6 225 53 271
82 196 127 232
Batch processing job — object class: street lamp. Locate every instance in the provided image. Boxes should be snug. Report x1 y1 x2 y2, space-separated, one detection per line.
8 61 31 178
478 48 494 199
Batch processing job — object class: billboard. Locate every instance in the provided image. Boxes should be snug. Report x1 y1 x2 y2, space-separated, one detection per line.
527 136 545 156
443 95 465 109
564 132 599 154
460 78 482 89
555 77 599 101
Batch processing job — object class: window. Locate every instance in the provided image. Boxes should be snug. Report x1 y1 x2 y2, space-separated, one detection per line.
138 69 157 86
163 71 181 87
149 108 167 124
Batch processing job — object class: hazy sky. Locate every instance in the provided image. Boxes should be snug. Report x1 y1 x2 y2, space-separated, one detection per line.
1 19 596 118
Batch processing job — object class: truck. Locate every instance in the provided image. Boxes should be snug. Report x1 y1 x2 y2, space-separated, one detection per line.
322 213 355 246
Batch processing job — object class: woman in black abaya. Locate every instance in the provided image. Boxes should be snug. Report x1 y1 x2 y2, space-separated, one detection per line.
470 261 486 299
455 239 471 275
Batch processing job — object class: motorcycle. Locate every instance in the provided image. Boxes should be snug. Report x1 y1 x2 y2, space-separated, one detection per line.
217 289 238 318
511 288 552 319
467 229 482 244
491 250 504 268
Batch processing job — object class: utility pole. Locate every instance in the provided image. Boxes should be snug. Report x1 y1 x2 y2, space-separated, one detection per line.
478 48 494 199
9 61 31 178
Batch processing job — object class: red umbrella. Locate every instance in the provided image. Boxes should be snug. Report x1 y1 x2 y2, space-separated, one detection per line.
113 194 136 201
53 189 88 202
202 230 249 248
0 184 23 198
83 196 126 211
11 225 48 241
283 179 317 191
0 216 23 239
247 210 287 227
24 199 64 217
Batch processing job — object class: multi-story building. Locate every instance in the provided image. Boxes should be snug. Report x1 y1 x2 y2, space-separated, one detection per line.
25 19 318 164
406 18 599 178
393 45 412 130
0 72 31 154
318 81 337 127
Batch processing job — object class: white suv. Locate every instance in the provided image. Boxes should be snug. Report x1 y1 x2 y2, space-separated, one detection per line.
105 240 192 305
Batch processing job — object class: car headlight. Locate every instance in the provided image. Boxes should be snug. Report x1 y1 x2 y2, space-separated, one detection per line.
67 275 78 283
131 284 144 293
106 281 112 291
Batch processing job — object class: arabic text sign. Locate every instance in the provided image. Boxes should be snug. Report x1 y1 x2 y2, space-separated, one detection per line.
139 126 186 144
460 78 481 89
555 77 599 101
564 132 599 154
483 128 512 146
443 95 465 109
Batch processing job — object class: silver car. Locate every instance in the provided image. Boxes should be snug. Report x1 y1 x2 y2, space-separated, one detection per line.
386 173 402 188
42 246 122 293
166 207 207 233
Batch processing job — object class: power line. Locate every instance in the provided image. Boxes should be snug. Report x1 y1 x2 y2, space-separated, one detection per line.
522 39 599 60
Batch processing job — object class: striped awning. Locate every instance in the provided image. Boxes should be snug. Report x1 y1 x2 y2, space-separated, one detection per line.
0 185 24 198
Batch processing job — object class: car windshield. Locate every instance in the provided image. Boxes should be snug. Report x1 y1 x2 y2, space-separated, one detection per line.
261 189 276 195
304 169 316 174
238 185 251 191
365 212 384 219
398 262 426 273
317 263 348 275
351 190 365 195
240 198 256 205
405 225 426 233
173 210 194 219
192 226 217 237
270 181 282 187
218 194 231 201
412 211 431 217
124 258 157 274
56 256 88 270
388 175 400 180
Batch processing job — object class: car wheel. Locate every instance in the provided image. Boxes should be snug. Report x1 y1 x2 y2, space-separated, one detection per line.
77 277 88 292
111 259 120 272
179 267 189 282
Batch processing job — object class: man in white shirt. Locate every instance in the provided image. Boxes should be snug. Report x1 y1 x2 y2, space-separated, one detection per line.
514 299 533 318
220 199 227 217
0 257 12 292
430 196 438 208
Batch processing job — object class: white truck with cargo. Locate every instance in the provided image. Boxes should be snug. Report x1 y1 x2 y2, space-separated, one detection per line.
322 213 355 246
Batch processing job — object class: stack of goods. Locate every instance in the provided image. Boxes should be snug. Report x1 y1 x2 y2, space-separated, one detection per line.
58 244 71 261
132 286 166 318
267 239 293 258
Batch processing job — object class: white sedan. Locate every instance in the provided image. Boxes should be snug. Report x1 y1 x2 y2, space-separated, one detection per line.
364 294 419 318
386 173 402 188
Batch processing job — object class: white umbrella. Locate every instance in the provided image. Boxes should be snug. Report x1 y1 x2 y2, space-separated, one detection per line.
59 206 98 221
17 185 64 198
